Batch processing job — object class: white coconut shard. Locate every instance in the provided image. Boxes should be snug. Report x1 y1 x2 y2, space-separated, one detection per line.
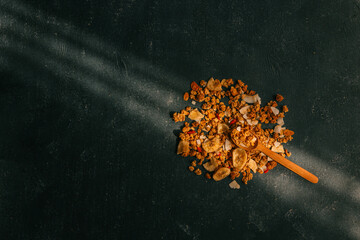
192 100 196 105
236 126 241 132
224 139 232 151
274 141 281 147
274 125 285 134
268 157 273 162
243 94 261 104
271 144 284 153
240 105 250 115
243 114 249 120
271 106 280 115
196 139 201 145
248 159 257 173
277 117 284 126
229 180 241 189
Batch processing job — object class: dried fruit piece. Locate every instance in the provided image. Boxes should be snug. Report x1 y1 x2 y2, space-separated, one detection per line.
243 94 261 104
229 180 241 189
188 109 204 122
203 158 219 172
213 167 231 181
271 144 284 153
232 148 247 170
240 105 250 115
202 136 223 153
247 159 257 173
217 123 229 134
224 139 233 151
271 106 279 115
206 77 222 91
177 140 190 155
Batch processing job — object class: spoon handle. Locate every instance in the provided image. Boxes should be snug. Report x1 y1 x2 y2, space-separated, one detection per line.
257 144 318 183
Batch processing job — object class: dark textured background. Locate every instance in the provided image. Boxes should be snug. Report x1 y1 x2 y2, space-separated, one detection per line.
0 0 360 239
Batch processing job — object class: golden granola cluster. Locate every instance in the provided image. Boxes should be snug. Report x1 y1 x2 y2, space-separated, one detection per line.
173 78 294 185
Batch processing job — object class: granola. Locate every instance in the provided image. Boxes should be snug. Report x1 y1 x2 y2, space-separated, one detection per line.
172 78 294 185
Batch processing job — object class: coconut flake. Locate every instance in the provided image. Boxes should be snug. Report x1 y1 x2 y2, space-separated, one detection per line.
229 180 240 189
240 106 250 115
271 106 280 115
191 100 196 105
236 126 241 131
199 135 207 140
274 141 281 147
224 139 232 151
277 117 284 126
258 165 267 173
268 157 273 161
274 125 283 134
243 94 261 104
196 139 201 145
251 120 258 126
243 114 249 119
248 159 257 173
272 144 284 153
255 94 262 105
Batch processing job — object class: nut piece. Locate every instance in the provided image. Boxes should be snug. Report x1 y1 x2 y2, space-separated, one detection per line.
276 94 284 102
194 168 202 175
213 167 231 181
232 148 247 170
183 92 189 101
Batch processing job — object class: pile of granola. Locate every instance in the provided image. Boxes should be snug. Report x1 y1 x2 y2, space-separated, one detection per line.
172 78 294 186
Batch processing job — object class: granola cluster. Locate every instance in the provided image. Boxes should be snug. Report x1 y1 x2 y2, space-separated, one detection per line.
173 78 294 186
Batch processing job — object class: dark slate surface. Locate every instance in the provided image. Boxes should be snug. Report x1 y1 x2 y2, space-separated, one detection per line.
0 0 360 239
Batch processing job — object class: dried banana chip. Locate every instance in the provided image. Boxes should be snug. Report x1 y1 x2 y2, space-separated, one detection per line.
213 167 231 181
188 108 204 122
217 123 229 134
206 77 222 91
232 148 247 170
202 136 223 153
177 140 190 155
203 157 218 172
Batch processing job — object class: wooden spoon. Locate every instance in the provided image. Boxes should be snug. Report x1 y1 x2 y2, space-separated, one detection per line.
232 133 318 184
